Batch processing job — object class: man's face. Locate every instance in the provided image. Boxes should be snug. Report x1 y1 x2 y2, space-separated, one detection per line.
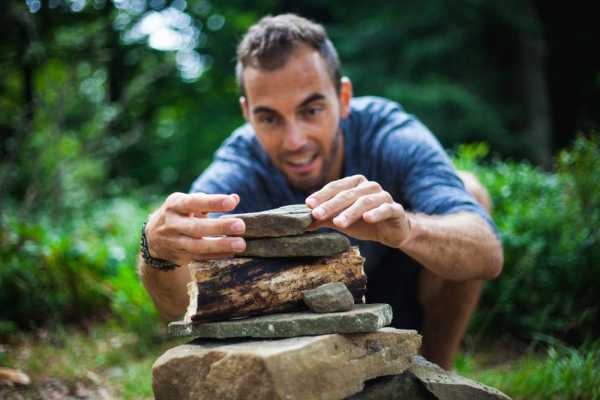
240 46 352 193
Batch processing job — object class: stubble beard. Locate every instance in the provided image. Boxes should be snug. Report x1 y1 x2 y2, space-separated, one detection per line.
293 127 343 195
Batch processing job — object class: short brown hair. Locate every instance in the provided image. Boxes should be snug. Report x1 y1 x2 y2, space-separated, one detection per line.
235 14 342 96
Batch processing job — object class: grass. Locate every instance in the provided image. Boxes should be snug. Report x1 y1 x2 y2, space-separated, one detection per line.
2 322 600 399
456 337 600 400
0 321 181 399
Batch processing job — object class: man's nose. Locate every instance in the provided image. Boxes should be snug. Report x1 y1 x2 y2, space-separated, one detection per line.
282 121 308 151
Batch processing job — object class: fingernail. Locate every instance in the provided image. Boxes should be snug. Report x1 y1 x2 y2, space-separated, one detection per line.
231 238 245 252
222 196 235 209
306 197 317 207
334 215 347 227
231 220 245 233
313 207 325 219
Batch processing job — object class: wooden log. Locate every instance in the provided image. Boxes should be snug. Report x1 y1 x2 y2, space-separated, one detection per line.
185 247 366 322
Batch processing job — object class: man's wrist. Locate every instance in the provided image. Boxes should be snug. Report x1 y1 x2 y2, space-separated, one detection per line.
397 212 419 250
140 222 180 271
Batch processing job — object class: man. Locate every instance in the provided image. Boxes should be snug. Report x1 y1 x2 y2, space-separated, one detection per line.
139 14 503 370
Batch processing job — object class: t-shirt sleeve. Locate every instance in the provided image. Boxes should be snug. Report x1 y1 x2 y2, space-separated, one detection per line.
381 117 498 236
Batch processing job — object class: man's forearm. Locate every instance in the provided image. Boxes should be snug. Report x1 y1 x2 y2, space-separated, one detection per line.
399 212 503 281
138 255 191 321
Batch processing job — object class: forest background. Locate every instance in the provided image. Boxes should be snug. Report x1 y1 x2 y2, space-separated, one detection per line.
1 1 599 398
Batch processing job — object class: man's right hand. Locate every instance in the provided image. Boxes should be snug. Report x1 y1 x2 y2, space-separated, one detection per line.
144 192 246 266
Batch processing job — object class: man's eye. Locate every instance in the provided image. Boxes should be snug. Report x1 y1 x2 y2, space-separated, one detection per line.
260 115 277 125
305 107 323 116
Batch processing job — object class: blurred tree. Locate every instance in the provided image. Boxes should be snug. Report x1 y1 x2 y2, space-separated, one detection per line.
0 0 597 217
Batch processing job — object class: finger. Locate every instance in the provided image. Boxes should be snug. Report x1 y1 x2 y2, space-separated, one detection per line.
179 236 246 255
306 174 367 208
167 193 239 215
363 202 404 224
333 191 392 228
176 216 246 237
312 180 381 220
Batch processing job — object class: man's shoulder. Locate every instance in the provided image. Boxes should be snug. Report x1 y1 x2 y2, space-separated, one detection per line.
220 123 256 151
345 96 420 153
215 123 268 165
350 96 405 115
347 96 412 135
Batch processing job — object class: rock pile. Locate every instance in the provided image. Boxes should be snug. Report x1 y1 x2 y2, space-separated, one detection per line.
181 204 367 325
152 204 512 400
231 204 351 257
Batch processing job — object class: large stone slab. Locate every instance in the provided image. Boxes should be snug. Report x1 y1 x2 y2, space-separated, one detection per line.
170 303 392 339
408 356 511 400
348 355 512 400
152 327 421 400
239 232 350 257
227 204 313 238
303 282 355 313
348 373 435 399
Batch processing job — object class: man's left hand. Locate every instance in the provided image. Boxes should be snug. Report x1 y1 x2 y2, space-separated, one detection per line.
306 174 412 249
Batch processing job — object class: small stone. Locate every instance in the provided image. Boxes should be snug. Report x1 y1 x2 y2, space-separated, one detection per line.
408 356 512 400
239 232 350 258
169 303 392 339
152 328 422 400
0 367 30 386
227 204 313 238
303 282 355 313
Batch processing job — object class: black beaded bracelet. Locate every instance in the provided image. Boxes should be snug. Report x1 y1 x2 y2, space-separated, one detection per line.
140 222 179 271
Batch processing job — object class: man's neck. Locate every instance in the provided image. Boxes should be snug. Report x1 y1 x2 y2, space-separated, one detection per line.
328 127 345 183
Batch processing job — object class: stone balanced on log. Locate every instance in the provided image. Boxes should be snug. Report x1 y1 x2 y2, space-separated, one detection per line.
153 204 512 400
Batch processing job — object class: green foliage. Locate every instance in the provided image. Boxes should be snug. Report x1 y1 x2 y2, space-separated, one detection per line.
5 0 597 219
0 198 160 339
454 134 600 341
458 338 600 399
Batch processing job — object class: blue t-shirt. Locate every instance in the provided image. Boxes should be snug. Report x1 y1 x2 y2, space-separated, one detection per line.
190 96 496 275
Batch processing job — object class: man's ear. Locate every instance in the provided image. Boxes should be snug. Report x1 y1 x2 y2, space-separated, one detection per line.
240 96 250 121
339 76 353 119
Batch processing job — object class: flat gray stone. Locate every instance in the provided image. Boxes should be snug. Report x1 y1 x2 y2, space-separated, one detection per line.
169 303 392 339
239 232 350 257
348 373 436 399
227 204 313 238
153 328 421 400
303 282 355 313
408 356 512 400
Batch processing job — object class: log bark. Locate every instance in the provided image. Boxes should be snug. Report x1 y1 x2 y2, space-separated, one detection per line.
186 247 366 322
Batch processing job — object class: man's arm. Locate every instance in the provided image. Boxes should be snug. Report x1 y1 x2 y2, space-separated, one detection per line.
138 255 191 321
399 211 502 280
306 174 503 281
139 192 247 321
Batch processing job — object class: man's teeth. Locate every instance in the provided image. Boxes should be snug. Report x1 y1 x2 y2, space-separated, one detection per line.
288 156 315 166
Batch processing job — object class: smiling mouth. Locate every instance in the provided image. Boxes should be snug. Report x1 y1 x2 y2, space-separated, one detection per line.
281 151 320 176
285 152 319 167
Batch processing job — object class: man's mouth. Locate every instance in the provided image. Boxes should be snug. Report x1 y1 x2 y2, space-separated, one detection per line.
283 152 319 174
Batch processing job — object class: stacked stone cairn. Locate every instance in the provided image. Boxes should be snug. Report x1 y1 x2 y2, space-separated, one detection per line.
152 205 511 400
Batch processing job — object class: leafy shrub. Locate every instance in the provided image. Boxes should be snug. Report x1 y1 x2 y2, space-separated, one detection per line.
454 135 600 342
0 198 160 339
